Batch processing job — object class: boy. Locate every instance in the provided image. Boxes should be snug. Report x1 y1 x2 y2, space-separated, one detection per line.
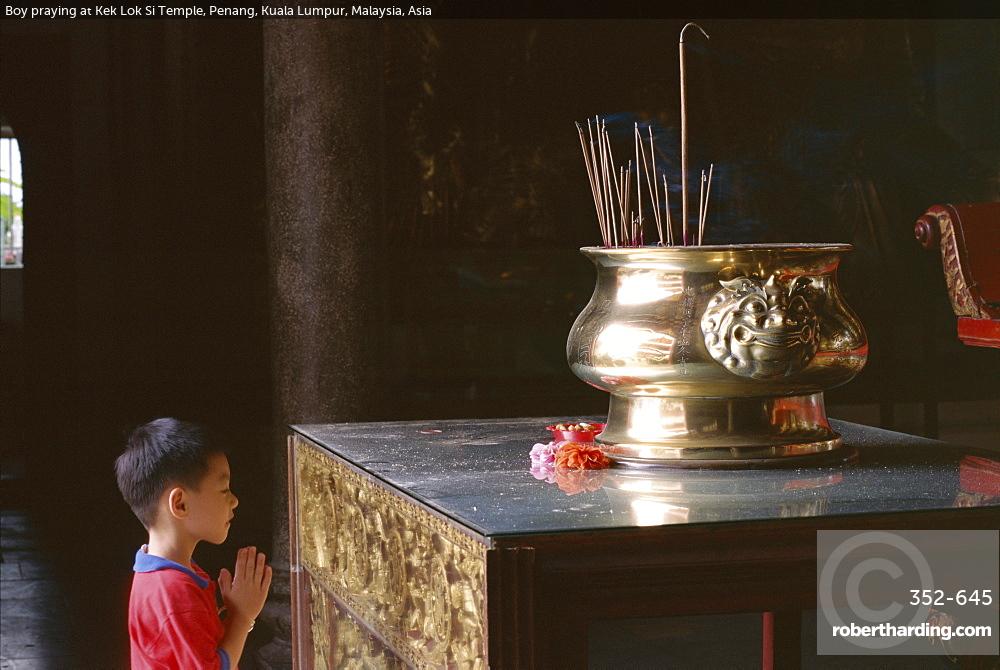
115 418 272 669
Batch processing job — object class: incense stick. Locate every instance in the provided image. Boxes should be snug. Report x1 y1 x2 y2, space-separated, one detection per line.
593 119 612 247
633 125 640 247
587 123 604 244
699 162 714 245
648 126 665 246
638 125 663 246
624 160 632 242
597 121 617 246
603 122 627 246
698 168 706 245
597 119 606 236
618 165 624 227
587 120 609 247
663 174 673 246
574 22 719 249
577 123 607 246
577 110 707 248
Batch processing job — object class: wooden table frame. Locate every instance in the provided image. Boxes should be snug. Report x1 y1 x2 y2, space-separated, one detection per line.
488 511 998 668
289 434 998 668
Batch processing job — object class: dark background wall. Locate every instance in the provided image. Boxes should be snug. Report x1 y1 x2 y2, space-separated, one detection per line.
1 17 998 668
1 20 272 665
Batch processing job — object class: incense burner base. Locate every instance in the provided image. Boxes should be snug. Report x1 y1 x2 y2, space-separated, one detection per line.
597 392 844 466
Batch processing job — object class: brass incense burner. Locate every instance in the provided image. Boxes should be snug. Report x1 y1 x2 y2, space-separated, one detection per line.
567 244 867 466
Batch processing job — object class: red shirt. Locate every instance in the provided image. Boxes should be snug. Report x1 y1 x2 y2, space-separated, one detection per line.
129 546 232 670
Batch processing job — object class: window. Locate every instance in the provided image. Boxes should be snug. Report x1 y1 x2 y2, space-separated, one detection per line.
1 121 23 268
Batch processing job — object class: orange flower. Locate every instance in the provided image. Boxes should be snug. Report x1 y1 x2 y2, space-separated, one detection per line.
554 441 611 470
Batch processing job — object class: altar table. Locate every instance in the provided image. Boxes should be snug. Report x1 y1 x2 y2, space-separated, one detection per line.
287 418 1000 669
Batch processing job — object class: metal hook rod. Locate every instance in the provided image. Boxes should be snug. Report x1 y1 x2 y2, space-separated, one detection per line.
679 21 709 245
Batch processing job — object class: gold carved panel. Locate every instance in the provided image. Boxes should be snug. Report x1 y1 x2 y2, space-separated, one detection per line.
294 436 488 669
308 577 332 669
935 209 988 319
306 570 408 669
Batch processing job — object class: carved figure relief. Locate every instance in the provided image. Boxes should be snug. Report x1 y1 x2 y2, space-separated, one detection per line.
701 273 820 379
294 438 488 669
309 583 331 670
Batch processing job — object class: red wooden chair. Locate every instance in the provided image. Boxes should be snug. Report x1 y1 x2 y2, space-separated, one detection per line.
915 203 1000 348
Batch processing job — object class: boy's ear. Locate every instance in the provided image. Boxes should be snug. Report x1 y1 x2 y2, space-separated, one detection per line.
167 487 188 519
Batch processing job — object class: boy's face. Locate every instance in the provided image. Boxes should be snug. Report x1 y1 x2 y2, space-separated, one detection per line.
184 452 239 545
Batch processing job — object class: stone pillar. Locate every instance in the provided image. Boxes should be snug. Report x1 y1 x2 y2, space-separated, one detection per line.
260 20 384 665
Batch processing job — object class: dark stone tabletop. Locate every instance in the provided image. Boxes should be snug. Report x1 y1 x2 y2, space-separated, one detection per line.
291 418 1000 538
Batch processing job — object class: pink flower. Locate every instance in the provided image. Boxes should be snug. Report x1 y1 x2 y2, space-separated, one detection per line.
529 441 558 467
529 463 557 483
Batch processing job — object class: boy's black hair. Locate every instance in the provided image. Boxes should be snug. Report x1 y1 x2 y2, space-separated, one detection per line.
115 418 222 529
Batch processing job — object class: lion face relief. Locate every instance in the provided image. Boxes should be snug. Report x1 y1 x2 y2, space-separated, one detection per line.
700 274 820 379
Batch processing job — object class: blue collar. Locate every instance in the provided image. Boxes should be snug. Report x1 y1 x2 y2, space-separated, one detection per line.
133 545 209 589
